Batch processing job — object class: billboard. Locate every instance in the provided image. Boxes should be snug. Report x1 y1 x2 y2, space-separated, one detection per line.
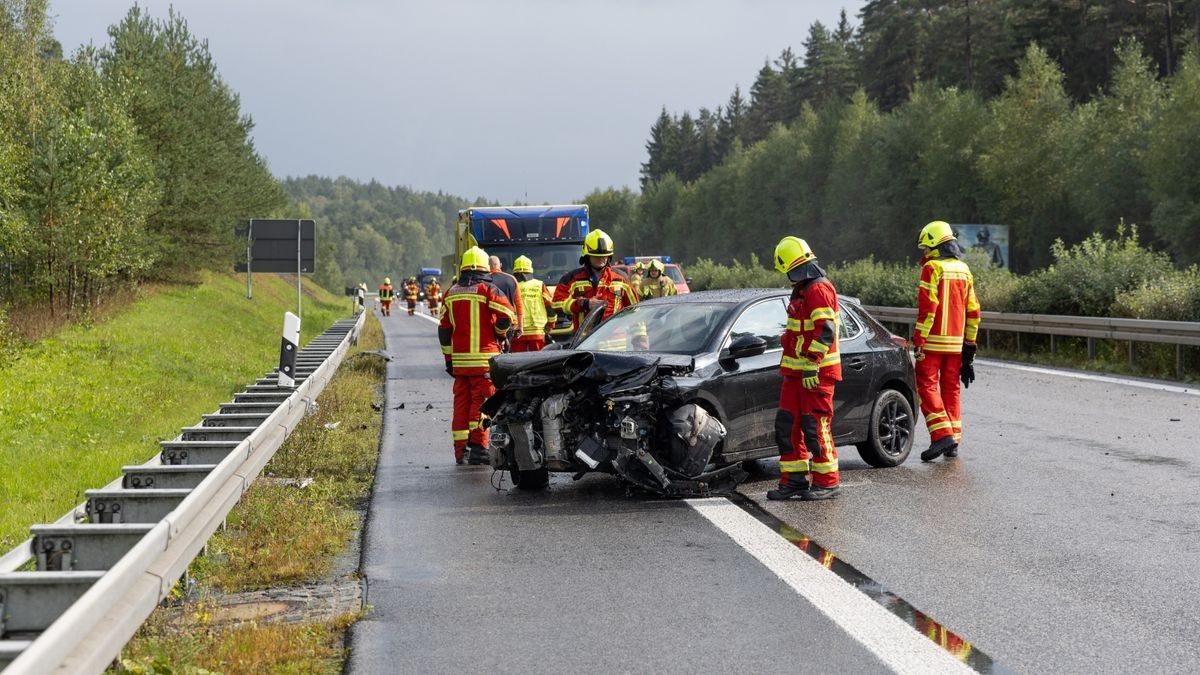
234 219 315 273
951 224 1009 269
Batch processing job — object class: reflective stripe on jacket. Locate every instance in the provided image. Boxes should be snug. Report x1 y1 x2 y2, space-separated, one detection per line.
404 282 419 301
518 279 552 333
780 278 842 380
438 280 515 375
551 266 639 335
378 284 394 300
913 254 981 353
640 276 677 299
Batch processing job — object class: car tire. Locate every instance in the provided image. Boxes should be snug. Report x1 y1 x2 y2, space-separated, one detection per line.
855 388 914 468
510 467 549 490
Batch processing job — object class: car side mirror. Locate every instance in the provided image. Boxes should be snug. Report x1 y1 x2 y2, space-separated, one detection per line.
685 277 693 285
725 335 767 360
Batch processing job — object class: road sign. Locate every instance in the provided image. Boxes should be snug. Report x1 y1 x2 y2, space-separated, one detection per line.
235 219 315 273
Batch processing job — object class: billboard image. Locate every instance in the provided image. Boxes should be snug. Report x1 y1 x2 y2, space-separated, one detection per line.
951 224 1009 268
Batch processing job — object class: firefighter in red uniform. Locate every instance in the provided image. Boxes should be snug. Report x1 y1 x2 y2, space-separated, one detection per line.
768 236 842 501
913 221 982 461
404 277 420 316
425 278 441 313
378 277 394 316
551 229 639 338
439 247 515 465
511 255 553 352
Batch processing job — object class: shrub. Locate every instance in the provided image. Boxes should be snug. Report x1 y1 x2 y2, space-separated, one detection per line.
687 255 782 291
827 257 913 307
962 250 1022 312
1011 224 1172 316
1112 266 1200 321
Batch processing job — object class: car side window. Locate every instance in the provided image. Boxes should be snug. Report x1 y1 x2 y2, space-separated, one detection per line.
839 305 865 342
728 299 787 350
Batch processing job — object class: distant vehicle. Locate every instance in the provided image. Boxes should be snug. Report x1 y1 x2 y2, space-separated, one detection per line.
445 205 589 341
613 255 690 294
484 289 916 494
416 267 441 301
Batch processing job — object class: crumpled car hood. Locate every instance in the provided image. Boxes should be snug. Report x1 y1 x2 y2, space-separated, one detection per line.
489 350 694 392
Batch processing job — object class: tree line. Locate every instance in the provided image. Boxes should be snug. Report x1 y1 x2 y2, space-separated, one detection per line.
0 0 283 315
623 5 1200 272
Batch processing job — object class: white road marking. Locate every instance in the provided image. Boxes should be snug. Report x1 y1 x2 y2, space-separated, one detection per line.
687 498 974 675
978 358 1198 396
413 310 440 325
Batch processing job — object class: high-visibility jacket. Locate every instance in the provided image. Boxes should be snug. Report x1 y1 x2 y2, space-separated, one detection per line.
518 278 553 334
552 266 639 335
438 279 515 375
780 278 842 380
640 275 677 299
426 281 441 303
913 253 981 353
404 282 420 301
378 283 394 301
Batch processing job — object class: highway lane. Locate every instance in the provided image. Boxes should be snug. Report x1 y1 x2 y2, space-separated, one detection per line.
741 359 1200 673
347 309 972 674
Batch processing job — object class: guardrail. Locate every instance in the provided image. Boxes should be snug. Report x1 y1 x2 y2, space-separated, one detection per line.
0 312 365 673
863 305 1200 378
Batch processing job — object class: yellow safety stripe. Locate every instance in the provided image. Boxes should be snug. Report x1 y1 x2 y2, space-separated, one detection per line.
786 318 803 331
811 459 838 474
809 340 830 356
818 353 840 367
440 345 451 355
925 411 948 422
488 301 516 320
452 430 469 441
809 307 835 321
779 460 809 472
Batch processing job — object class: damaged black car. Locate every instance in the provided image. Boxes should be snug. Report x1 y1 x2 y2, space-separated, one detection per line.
482 289 916 496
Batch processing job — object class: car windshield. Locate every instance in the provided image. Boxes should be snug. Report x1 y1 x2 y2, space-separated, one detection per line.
575 302 734 355
663 266 684 283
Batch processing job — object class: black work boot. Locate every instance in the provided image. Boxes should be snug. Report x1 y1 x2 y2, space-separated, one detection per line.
801 484 841 501
920 436 959 462
767 475 810 501
944 442 959 458
466 443 490 465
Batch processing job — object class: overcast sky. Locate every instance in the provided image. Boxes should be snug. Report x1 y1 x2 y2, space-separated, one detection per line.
51 0 865 204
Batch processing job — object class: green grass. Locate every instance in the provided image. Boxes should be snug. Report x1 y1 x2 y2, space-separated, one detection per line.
0 271 351 552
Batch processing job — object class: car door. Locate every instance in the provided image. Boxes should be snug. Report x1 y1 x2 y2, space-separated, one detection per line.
832 303 875 440
711 298 787 454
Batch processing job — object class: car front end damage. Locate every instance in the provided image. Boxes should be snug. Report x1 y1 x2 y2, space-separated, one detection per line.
482 350 744 496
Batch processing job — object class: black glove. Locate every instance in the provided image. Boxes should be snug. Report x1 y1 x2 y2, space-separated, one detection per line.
960 344 976 388
444 360 453 377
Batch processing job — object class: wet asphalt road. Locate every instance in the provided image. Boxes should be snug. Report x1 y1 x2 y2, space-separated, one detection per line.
349 309 1200 674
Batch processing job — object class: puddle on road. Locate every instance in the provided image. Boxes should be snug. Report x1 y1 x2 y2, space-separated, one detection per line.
730 493 1009 674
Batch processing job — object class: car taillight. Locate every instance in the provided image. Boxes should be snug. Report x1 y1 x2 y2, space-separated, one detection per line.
890 335 908 349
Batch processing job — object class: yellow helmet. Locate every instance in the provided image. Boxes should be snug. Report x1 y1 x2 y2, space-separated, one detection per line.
648 259 665 274
384 277 391 285
512 255 533 274
460 246 490 272
918 220 956 249
582 229 615 257
774 236 816 274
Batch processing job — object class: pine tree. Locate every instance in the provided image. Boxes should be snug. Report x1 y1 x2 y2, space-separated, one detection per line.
640 107 676 190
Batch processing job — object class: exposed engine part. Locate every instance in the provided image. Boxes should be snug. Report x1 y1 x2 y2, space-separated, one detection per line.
508 421 541 471
668 404 727 478
541 393 569 465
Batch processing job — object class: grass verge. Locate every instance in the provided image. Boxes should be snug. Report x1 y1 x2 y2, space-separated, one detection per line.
0 272 351 552
113 312 385 674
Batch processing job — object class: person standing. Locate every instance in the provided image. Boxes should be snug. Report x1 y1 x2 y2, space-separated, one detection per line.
378 277 394 316
404 277 420 316
767 236 842 501
552 229 639 338
488 256 524 345
439 247 515 465
913 221 982 461
639 259 678 299
511 255 554 352
425 278 441 313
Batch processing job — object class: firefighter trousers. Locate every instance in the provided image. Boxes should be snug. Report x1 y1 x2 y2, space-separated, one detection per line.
509 335 546 352
407 299 417 315
916 351 963 443
452 374 494 461
775 375 839 488
380 300 391 316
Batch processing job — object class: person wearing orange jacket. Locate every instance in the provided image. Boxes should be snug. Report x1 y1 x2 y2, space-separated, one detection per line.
404 277 420 316
425 278 441 313
510 255 554 352
913 221 982 461
767 236 842 501
378 277 394 316
438 247 515 465
551 229 639 339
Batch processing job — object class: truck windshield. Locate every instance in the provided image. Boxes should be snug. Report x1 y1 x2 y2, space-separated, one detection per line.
488 244 579 286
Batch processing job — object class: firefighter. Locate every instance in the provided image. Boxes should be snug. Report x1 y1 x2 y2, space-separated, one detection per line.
913 221 982 461
439 247 515 465
552 229 639 338
425 277 441 313
511 255 554 352
767 236 842 501
404 277 420 316
378 277 394 316
630 262 646 296
488 256 524 344
640 259 678 299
